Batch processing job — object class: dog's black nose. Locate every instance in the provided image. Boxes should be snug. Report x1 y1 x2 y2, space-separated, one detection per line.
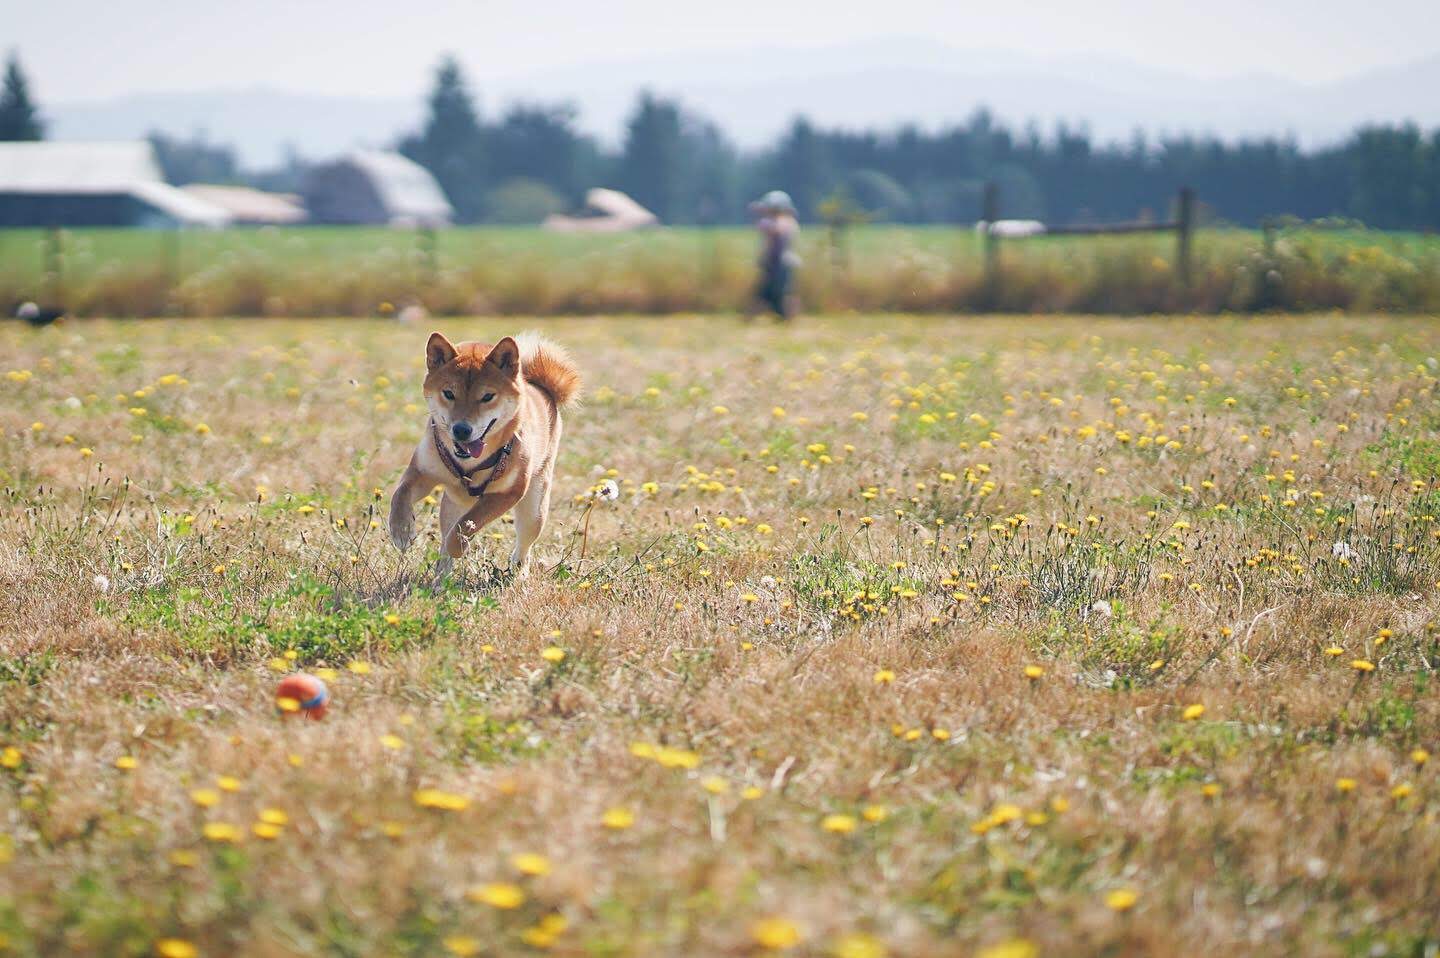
451 421 473 440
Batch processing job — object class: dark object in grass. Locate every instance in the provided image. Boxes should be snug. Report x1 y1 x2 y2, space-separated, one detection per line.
13 301 65 326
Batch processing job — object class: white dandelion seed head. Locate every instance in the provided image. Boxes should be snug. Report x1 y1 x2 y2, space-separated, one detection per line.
92 574 111 593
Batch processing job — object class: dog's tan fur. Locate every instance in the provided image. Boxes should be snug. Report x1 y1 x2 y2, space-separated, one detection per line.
388 332 580 574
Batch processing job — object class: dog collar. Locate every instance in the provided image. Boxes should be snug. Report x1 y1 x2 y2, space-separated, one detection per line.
432 420 515 498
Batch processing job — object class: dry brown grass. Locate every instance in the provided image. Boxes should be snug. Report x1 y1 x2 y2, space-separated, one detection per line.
1 314 1439 957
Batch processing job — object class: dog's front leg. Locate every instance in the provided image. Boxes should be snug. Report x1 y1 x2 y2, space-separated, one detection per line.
388 463 428 551
443 484 527 559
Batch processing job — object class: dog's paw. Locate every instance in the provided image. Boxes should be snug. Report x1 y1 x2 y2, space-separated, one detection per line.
442 530 468 559
509 547 532 578
388 510 416 551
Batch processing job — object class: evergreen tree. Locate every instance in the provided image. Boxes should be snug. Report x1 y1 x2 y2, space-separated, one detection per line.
148 131 239 185
769 117 833 219
399 56 486 222
488 102 591 203
617 92 685 222
0 51 44 141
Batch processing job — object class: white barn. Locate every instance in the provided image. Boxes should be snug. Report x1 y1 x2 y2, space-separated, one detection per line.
302 151 452 227
0 141 230 228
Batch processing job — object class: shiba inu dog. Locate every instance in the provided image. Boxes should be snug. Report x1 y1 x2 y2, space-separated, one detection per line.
389 332 581 575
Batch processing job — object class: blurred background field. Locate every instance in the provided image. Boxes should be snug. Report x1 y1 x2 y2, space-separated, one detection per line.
4 224 1440 317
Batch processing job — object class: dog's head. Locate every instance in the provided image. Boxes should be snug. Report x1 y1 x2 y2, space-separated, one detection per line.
423 332 523 459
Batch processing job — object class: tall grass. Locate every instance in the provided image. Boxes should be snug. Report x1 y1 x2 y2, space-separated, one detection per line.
2 225 1438 317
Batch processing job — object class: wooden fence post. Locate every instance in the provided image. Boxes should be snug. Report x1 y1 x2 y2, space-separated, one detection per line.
44 228 63 306
982 180 1000 293
165 228 182 301
417 226 438 291
1176 187 1195 289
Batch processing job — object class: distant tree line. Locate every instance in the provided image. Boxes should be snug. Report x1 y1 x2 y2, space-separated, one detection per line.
5 51 1439 230
390 59 1440 231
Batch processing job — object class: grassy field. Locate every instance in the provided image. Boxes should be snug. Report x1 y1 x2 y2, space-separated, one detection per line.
2 313 1440 957
2 225 1439 316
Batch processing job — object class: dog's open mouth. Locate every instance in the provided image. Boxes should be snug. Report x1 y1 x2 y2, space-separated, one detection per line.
453 418 497 459
454 436 486 459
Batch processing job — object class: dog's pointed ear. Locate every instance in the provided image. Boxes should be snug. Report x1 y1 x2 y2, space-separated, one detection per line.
486 336 521 377
426 332 457 371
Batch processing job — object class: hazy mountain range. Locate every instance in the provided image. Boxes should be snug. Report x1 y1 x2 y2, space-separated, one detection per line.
46 38 1440 167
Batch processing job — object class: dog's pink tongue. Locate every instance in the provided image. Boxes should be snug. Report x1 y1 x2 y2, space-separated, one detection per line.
461 436 486 458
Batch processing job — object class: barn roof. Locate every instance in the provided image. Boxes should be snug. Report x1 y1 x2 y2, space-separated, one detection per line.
182 184 306 224
0 141 161 192
346 150 452 224
0 141 230 227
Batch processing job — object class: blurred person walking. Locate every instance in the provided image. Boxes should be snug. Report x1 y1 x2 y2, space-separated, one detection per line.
746 190 800 321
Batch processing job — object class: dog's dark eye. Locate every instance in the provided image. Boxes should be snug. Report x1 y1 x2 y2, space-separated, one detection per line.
442 389 455 401
481 393 495 403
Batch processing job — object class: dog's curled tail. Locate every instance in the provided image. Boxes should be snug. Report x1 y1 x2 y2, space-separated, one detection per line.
517 332 582 408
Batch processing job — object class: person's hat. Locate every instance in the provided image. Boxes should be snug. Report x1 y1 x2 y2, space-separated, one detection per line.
755 190 795 213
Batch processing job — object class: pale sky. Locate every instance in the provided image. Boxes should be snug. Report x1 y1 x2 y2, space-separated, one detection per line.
8 0 1439 103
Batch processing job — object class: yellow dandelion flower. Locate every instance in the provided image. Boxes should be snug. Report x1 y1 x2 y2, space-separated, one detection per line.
1391 783 1413 799
821 814 858 834
872 669 895 685
830 932 887 958
346 660 372 675
1182 704 1206 721
541 646 566 663
252 822 283 840
413 789 469 811
1351 659 1376 672
601 806 635 829
701 776 729 795
115 755 138 770
154 939 199 958
258 808 289 826
468 882 526 909
977 940 1039 958
752 917 803 950
510 852 551 876
201 822 243 843
1413 748 1430 766
741 786 765 800
1336 777 1357 793
1104 888 1139 911
1023 664 1044 679
654 747 701 770
189 788 220 808
443 936 482 956
379 734 406 750
861 804 888 823
216 776 241 793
